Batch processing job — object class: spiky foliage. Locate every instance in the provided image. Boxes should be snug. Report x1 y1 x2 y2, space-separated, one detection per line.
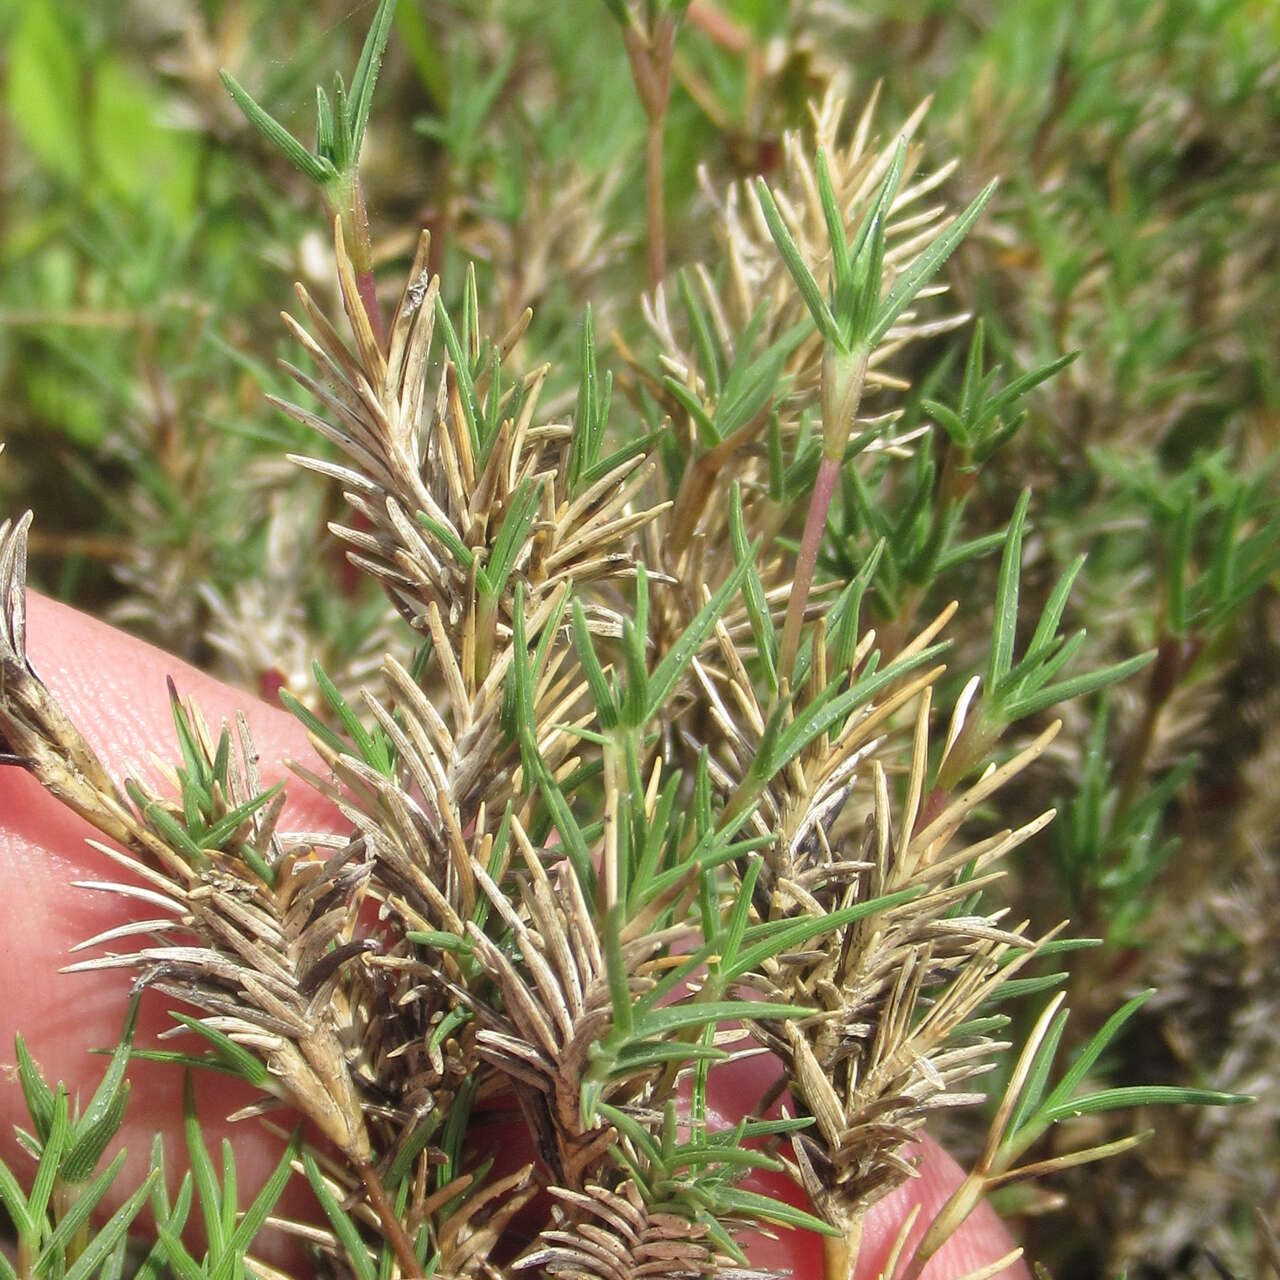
0 15 1256 1280
631 89 976 652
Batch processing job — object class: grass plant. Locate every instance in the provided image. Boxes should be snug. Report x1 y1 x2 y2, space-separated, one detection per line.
0 1 1275 1276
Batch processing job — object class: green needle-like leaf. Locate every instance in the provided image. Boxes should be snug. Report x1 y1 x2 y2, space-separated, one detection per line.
1005 650 1155 720
1022 555 1087 666
219 1140 238 1249
729 485 778 693
631 999 815 1040
1005 1007 1069 1139
349 0 398 160
35 1152 128 1275
62 1171 159 1280
677 271 723 399
644 553 752 723
14 1034 56 1142
26 1088 68 1227
816 149 852 294
481 478 541 604
183 1073 225 1256
716 857 762 976
755 178 838 344
570 304 613 487
767 642 945 776
200 783 284 853
309 661 396 776
434 296 483 459
988 489 1030 690
0 1155 35 1240
211 1131 300 1280
414 512 474 570
330 74 353 172
609 1041 729 1072
219 70 334 184
985 971 1071 1003
712 1186 840 1236
155 1225 205 1280
63 998 139 1182
869 177 998 346
1040 1085 1251 1124
305 1155 378 1280
849 140 907 269
726 886 922 982
1038 990 1155 1121
315 85 336 161
511 590 594 892
572 601 619 730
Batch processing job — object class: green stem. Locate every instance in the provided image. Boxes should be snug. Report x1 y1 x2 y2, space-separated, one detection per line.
18 1232 35 1280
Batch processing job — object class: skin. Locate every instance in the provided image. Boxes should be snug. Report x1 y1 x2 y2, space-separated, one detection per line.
0 594 1030 1279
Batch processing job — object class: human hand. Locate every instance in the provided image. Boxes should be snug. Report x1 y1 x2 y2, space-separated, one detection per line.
0 594 1029 1279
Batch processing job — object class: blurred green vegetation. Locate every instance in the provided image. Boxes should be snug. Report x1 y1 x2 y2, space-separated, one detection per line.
0 1 1276 1274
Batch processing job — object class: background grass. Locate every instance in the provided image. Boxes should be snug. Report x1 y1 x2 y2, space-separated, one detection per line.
0 1 1276 1275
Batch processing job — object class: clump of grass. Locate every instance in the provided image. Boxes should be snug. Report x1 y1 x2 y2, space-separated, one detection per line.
0 2 1275 1276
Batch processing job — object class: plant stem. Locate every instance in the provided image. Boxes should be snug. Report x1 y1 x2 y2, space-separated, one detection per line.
1115 632 1199 814
355 1156 424 1279
328 176 387 349
779 347 871 683
779 453 841 684
349 178 387 348
622 15 677 288
824 1220 862 1280
645 114 667 287
686 0 751 53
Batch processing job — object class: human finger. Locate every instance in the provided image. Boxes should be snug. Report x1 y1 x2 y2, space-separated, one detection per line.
0 593 337 1263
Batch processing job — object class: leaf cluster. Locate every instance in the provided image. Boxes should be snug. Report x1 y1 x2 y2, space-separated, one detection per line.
219 0 397 193
0 3 1272 1278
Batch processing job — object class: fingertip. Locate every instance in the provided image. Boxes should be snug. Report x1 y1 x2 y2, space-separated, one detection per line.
24 592 336 830
0 593 342 1079
0 596 343 1264
699 1045 1027 1279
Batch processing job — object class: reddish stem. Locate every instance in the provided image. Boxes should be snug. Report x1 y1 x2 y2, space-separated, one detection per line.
623 17 677 289
349 178 387 348
645 114 667 288
777 347 870 684
1115 632 1201 814
355 1156 424 1279
779 454 841 684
